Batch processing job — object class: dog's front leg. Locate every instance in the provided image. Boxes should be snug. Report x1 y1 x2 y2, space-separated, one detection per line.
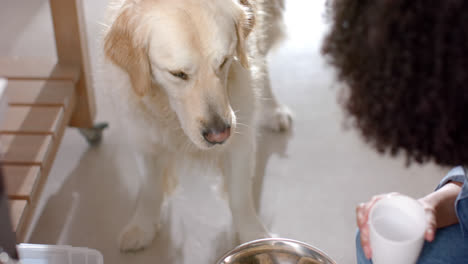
118 152 167 252
224 128 270 243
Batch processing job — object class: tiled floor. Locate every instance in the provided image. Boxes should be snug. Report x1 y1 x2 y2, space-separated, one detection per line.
1 0 448 263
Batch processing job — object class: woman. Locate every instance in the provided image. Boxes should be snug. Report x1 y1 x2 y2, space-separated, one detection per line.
322 0 468 263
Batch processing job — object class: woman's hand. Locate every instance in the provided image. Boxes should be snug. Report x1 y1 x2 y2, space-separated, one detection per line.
356 192 437 259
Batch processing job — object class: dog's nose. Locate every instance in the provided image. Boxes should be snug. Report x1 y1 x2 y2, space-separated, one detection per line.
203 124 231 144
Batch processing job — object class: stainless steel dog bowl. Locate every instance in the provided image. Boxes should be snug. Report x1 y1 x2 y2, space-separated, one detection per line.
216 238 337 264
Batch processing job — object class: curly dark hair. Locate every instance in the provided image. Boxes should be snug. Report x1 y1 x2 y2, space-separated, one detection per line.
322 0 468 166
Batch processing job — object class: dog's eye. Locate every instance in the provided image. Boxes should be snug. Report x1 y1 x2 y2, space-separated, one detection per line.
170 71 189 80
219 58 229 69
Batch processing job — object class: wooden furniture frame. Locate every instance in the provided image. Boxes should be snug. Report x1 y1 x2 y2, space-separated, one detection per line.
1 0 100 242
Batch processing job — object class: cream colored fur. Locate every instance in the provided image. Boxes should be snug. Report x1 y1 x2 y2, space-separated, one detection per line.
101 0 290 251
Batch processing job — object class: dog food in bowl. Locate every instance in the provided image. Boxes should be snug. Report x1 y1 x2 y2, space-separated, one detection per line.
217 238 336 264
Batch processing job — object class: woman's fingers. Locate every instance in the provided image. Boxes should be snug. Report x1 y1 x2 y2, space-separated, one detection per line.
425 210 437 242
356 203 367 228
360 225 372 259
357 202 372 258
357 202 371 258
418 199 437 242
363 245 372 260
425 228 435 242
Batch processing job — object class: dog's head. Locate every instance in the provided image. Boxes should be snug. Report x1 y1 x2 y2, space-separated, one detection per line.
104 0 255 150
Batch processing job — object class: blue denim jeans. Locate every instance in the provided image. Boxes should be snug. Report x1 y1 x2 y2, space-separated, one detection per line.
356 224 468 264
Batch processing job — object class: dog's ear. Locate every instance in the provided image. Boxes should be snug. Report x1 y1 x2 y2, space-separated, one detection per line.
104 6 151 96
236 0 255 68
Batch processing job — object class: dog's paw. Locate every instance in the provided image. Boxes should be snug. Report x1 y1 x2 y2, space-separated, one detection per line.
118 219 156 252
261 104 293 132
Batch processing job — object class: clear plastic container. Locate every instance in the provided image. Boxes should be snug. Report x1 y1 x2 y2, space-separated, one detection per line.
17 244 103 264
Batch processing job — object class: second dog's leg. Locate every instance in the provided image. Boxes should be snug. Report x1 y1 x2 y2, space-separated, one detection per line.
224 128 270 243
259 60 293 132
118 152 167 251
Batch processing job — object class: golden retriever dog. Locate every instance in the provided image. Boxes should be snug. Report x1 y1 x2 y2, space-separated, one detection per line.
102 0 291 251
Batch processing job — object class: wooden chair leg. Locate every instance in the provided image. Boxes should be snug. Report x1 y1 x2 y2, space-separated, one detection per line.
49 0 96 128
